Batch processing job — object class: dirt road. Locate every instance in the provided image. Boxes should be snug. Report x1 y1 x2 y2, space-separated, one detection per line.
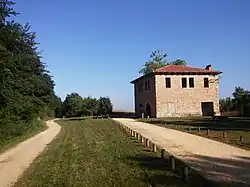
0 120 61 187
114 118 250 186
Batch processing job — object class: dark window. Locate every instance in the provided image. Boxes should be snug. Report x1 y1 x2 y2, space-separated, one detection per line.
204 78 209 88
138 85 141 92
141 84 143 91
139 104 143 107
145 81 147 91
165 77 171 88
148 80 150 90
182 78 187 88
189 78 194 88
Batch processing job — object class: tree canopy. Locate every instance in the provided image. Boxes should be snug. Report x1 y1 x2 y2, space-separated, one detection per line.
0 0 60 145
220 87 250 116
61 93 113 118
139 50 187 75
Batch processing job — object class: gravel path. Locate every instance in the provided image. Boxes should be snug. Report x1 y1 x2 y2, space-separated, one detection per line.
114 118 250 186
0 120 61 187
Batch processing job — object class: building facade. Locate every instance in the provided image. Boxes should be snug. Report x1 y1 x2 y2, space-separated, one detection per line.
131 64 222 118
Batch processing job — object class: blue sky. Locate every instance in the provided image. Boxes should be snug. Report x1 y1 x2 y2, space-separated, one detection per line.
14 0 250 110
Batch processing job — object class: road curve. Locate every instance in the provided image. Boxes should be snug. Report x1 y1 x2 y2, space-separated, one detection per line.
0 120 61 187
113 118 250 187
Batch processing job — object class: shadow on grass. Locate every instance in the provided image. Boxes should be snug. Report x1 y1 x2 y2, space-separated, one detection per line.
127 153 250 187
127 154 208 187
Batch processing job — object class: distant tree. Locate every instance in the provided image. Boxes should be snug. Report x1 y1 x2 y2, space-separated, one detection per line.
62 93 83 117
232 87 250 116
82 97 99 116
167 59 187 66
98 97 113 116
139 50 187 75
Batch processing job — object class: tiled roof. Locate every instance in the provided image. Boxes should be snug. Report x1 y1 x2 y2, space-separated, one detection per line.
155 65 221 73
130 65 222 84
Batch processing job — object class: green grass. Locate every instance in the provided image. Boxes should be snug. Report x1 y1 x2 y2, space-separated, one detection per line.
139 117 250 150
14 119 192 187
0 119 48 154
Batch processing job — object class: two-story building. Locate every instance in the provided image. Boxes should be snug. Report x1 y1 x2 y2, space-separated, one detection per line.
131 64 222 118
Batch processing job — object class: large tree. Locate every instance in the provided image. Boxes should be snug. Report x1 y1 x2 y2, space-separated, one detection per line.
139 50 187 75
0 0 60 145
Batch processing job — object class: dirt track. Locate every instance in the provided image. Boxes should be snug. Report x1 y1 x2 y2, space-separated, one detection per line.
0 120 61 187
114 118 250 186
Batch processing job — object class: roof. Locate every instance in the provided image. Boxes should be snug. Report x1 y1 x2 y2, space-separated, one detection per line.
131 65 222 84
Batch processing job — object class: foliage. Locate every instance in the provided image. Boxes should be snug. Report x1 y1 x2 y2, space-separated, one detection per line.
220 87 250 116
139 50 187 75
0 0 60 147
61 93 113 118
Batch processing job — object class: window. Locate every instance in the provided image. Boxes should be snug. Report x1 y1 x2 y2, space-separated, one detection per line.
182 78 187 88
189 78 194 88
204 78 209 88
165 77 171 88
138 85 141 92
148 80 150 90
145 81 148 91
140 84 143 91
139 104 143 107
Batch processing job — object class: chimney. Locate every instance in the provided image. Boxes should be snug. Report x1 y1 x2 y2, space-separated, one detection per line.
205 64 212 70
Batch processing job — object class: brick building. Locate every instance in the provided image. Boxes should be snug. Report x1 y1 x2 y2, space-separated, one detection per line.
131 64 222 118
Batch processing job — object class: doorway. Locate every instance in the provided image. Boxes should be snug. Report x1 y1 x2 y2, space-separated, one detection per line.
145 103 151 118
201 102 214 116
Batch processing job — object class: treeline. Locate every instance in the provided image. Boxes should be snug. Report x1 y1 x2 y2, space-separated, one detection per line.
0 1 61 146
220 87 250 116
56 93 113 118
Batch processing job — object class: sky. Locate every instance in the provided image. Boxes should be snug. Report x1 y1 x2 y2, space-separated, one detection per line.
13 0 250 111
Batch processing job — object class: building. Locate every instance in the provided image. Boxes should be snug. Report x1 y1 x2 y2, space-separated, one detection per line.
130 64 222 118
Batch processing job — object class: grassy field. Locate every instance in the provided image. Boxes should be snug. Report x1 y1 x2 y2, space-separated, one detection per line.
14 119 192 187
140 117 250 150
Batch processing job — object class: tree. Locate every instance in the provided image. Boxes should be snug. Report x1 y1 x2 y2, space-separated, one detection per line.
139 50 187 75
98 97 113 116
62 93 84 117
0 0 60 145
167 59 187 66
232 87 250 116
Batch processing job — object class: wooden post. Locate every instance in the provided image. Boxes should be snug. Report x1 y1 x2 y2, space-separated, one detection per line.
182 166 189 182
206 129 209 135
146 139 150 147
223 132 226 138
240 135 243 141
170 156 175 170
153 144 157 152
137 133 140 140
198 127 201 133
188 126 191 131
140 136 144 143
161 149 165 158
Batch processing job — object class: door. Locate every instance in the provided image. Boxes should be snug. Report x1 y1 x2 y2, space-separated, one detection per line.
145 103 151 118
201 102 214 116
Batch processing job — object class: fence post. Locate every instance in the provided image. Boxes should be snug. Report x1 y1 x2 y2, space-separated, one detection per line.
240 135 243 141
161 149 165 158
170 156 175 170
198 127 201 133
206 129 209 135
152 144 157 152
146 139 150 147
140 136 144 143
182 166 189 182
223 132 226 138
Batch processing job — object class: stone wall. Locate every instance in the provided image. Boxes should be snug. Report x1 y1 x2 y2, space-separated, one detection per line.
134 75 156 117
155 74 220 117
